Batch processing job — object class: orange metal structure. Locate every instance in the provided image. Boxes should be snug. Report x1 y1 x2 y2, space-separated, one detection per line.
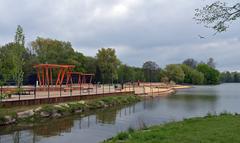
66 72 94 86
34 64 75 86
33 64 94 87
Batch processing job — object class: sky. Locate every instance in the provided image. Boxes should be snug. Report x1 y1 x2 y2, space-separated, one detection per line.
0 0 239 71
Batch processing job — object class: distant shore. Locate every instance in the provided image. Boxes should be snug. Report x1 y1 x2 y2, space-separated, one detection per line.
135 84 192 97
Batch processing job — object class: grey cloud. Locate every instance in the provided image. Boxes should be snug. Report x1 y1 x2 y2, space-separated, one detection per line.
0 0 239 70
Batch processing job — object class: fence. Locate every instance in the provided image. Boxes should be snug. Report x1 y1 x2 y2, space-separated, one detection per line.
0 82 137 103
0 81 172 105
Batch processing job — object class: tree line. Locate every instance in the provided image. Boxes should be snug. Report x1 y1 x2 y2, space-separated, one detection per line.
0 26 228 86
220 72 240 83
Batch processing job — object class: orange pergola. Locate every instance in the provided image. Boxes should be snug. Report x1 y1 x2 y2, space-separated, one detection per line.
66 72 94 86
34 64 75 86
33 64 94 87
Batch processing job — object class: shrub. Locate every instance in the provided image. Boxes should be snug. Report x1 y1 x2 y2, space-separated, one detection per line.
116 132 129 140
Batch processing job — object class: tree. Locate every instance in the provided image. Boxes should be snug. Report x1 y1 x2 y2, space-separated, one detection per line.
15 25 25 46
96 48 120 83
0 26 26 87
180 64 204 85
132 67 145 82
195 1 240 33
165 64 185 83
190 69 204 85
180 64 193 83
13 25 26 87
0 43 17 83
232 72 240 82
117 64 134 83
197 64 220 84
142 61 160 82
220 71 240 83
31 37 79 64
207 57 216 68
183 58 198 68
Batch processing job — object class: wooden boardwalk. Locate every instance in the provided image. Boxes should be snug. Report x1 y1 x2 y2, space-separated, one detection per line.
0 83 180 106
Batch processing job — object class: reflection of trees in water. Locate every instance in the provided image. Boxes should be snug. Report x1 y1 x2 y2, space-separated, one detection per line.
143 97 161 110
90 104 136 126
33 117 74 137
166 94 218 111
13 131 20 143
96 108 117 124
168 94 218 101
0 104 137 143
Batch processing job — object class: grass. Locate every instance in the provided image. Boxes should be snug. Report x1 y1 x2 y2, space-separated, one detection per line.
104 114 240 143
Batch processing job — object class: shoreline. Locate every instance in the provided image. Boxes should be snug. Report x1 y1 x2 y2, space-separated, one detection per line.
138 84 192 97
0 85 192 126
0 95 140 126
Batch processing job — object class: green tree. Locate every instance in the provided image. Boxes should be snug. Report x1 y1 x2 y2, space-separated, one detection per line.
165 64 185 83
190 69 204 85
0 43 17 83
117 64 135 83
133 67 145 82
220 71 233 83
180 64 193 83
232 72 240 82
13 25 26 87
197 64 220 84
31 37 79 65
0 26 26 87
180 64 204 85
96 48 120 83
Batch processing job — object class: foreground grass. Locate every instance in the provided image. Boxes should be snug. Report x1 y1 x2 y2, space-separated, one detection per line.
104 114 240 143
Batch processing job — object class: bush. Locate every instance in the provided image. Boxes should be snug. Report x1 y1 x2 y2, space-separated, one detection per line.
0 94 7 99
41 105 55 113
116 132 129 140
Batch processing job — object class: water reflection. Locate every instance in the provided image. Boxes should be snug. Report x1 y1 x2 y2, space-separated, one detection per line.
1 84 240 143
0 104 137 143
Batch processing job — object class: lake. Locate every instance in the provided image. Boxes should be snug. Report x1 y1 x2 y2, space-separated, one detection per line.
1 83 240 143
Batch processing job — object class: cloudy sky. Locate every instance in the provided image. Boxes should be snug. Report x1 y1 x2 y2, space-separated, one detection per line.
0 0 239 71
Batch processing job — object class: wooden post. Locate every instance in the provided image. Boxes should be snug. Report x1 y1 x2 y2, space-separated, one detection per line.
96 82 98 95
60 84 62 97
103 77 104 94
48 82 50 100
42 67 45 86
34 84 36 99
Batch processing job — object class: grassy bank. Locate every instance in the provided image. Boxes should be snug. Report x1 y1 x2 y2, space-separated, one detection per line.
104 114 240 143
0 95 140 125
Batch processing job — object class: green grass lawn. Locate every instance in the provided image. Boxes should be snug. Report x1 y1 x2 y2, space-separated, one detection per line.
104 114 240 143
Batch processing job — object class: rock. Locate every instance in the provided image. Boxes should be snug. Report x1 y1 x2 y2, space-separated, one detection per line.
78 101 85 104
4 116 16 124
40 111 50 117
54 104 62 108
34 107 42 112
59 103 69 108
62 112 70 116
75 110 82 113
52 113 61 118
17 110 34 119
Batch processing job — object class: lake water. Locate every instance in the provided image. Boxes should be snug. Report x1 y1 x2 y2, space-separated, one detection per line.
1 83 240 143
